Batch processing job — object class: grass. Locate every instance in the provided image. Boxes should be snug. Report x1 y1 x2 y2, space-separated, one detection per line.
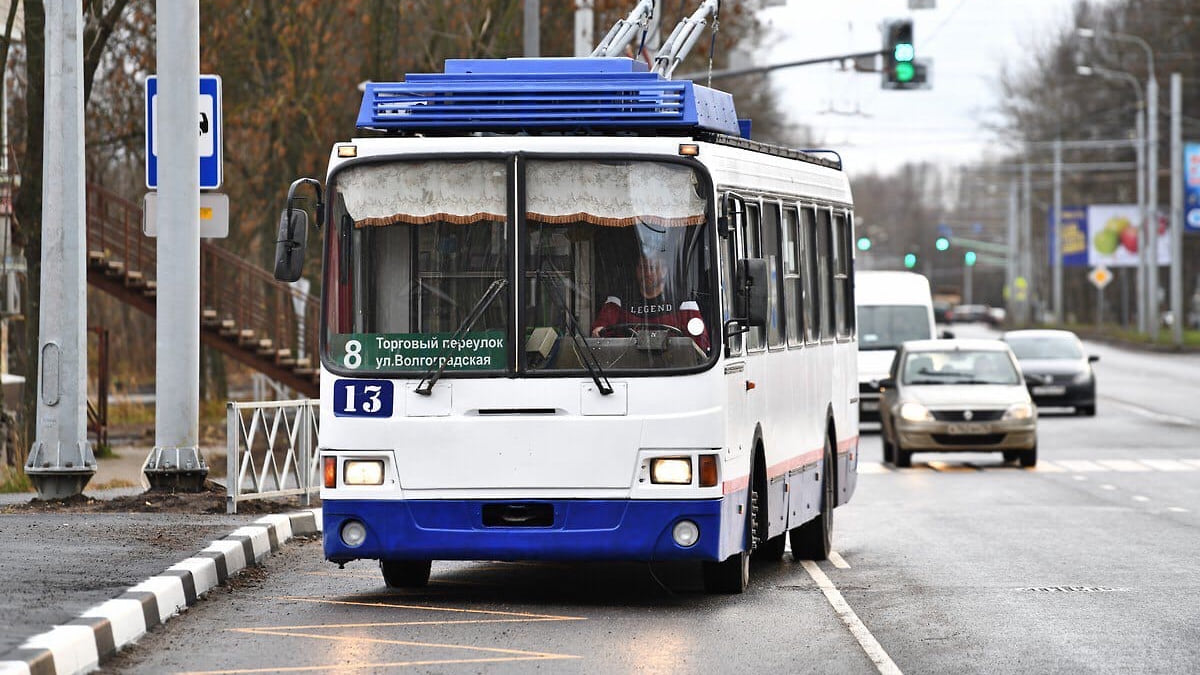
0 465 34 493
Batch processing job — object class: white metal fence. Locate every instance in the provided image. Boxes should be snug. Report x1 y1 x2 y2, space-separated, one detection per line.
226 399 320 514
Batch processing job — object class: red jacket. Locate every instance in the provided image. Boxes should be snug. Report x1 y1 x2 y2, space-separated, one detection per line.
590 296 711 351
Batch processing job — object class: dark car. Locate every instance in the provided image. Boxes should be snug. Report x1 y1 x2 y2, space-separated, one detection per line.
1001 329 1097 416
951 304 989 323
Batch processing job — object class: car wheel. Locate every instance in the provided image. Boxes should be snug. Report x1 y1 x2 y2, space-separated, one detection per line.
882 437 896 465
380 559 432 588
1077 405 1096 417
895 444 912 468
1002 450 1020 464
1019 444 1038 468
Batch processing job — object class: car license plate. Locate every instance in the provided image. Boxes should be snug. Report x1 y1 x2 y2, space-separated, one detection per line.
1031 385 1066 396
947 422 988 435
862 401 879 411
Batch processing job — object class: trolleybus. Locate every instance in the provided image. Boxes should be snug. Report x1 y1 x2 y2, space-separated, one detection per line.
275 54 859 594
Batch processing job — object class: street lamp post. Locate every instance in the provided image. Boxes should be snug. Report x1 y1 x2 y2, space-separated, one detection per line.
1078 27 1158 337
1076 63 1146 333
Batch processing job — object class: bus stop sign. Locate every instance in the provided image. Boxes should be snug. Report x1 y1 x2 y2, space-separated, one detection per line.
145 74 222 189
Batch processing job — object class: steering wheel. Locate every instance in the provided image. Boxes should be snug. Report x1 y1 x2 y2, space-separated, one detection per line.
598 322 685 338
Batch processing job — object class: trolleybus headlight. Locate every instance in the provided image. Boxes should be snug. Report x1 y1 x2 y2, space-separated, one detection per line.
344 460 385 485
672 520 700 547
650 457 692 485
340 520 367 548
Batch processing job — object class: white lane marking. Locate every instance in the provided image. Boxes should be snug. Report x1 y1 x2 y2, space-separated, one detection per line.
1132 495 1151 503
1096 459 1151 472
1073 475 1089 481
1182 459 1200 470
829 551 850 569
1167 507 1190 513
1034 461 1066 472
858 462 891 474
801 560 902 675
1107 398 1200 427
1100 484 1116 491
1138 459 1193 472
1057 460 1106 472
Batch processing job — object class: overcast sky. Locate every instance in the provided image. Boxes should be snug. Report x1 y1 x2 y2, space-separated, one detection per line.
755 0 1083 175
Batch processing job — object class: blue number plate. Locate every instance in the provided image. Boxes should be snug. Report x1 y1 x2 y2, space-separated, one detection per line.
333 380 394 418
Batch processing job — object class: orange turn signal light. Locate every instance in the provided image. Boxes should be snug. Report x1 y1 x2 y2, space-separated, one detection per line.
324 457 337 488
699 454 718 487
678 143 699 156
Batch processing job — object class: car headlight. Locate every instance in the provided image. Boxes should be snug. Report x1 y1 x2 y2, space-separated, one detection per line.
898 402 933 422
1072 370 1092 384
1003 403 1035 420
344 459 385 485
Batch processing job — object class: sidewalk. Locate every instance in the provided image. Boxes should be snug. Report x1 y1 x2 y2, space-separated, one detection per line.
0 444 318 674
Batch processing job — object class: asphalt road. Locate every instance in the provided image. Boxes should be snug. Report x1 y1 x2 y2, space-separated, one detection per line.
101 326 1200 674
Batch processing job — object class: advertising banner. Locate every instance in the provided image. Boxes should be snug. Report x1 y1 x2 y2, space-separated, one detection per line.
1048 205 1089 267
1086 204 1169 267
1186 142 1200 232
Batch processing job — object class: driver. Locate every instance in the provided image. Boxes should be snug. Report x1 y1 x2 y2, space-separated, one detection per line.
589 253 710 350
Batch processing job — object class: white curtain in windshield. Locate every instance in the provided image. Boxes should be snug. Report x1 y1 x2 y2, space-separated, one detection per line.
339 161 507 226
526 161 705 226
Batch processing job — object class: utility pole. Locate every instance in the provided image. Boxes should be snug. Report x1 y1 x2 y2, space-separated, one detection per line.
524 0 540 57
1147 70 1160 340
574 0 593 57
1052 139 1062 322
1021 163 1033 324
1006 178 1018 320
144 1 206 490
26 2 93 499
1169 73 1182 346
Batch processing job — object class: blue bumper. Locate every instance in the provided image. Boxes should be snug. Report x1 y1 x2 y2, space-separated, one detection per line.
324 497 734 563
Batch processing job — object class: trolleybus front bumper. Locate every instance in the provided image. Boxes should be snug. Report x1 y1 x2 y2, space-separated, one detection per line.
323 497 737 564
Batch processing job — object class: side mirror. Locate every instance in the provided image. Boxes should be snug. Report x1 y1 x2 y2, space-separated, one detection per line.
273 209 308 282
736 258 769 328
940 329 955 339
1088 354 1100 363
878 377 895 390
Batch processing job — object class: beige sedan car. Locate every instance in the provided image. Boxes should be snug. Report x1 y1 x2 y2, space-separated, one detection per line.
879 339 1037 467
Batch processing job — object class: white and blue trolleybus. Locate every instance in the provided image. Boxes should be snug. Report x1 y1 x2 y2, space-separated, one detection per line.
275 48 859 594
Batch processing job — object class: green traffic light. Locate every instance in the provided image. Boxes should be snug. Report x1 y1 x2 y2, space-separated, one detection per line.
935 236 949 251
895 62 915 83
964 251 977 266
894 43 915 63
857 237 871 251
903 253 917 269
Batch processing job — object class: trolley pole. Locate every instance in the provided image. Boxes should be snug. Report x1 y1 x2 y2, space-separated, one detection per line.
26 2 94 499
144 0 207 490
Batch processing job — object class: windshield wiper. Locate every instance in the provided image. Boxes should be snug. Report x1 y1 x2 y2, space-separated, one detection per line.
536 264 614 396
414 278 508 396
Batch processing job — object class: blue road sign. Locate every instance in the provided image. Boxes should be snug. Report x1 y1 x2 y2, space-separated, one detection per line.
1185 142 1200 232
145 74 222 189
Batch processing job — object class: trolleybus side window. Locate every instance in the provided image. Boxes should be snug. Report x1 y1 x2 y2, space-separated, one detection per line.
817 207 835 342
743 201 764 353
801 206 820 344
782 205 804 348
762 200 785 350
722 194 744 357
833 210 854 340
845 213 857 337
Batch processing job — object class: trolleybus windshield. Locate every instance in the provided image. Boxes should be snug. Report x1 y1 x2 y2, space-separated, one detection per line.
324 157 716 376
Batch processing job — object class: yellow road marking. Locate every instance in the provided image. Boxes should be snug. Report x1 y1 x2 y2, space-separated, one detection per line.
270 596 585 621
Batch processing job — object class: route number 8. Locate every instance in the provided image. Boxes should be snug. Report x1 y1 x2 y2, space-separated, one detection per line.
345 339 363 369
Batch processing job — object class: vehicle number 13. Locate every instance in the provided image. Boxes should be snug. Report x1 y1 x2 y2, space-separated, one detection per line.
333 379 393 418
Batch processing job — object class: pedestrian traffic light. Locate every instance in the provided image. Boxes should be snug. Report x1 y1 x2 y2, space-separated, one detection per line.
935 236 949 251
903 253 917 269
964 251 977 266
857 236 871 251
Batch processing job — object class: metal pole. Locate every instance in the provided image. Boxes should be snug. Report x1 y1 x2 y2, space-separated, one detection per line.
145 1 206 490
524 0 540 57
25 1 94 499
964 262 973 305
1135 110 1146 333
574 0 594 57
1169 73 1183 346
1052 139 1062 323
1021 163 1033 324
1147 73 1159 340
1006 178 1018 320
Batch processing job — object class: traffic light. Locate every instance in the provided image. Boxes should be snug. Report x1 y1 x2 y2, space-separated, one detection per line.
857 236 871 251
882 19 928 90
903 253 917 269
964 251 977 266
935 236 950 251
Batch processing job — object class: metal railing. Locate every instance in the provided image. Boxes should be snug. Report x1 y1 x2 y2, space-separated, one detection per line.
225 399 320 514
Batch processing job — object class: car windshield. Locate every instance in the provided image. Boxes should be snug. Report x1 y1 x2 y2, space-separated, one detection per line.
900 349 1020 385
1005 335 1082 360
857 305 932 351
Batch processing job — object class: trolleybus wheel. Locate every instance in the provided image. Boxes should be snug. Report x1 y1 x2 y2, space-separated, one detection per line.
380 559 432 588
791 435 834 561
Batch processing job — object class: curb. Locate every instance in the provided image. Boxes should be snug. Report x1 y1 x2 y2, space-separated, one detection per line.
0 509 323 675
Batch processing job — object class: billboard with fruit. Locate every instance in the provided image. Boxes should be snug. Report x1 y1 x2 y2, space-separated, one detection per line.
1086 204 1170 267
